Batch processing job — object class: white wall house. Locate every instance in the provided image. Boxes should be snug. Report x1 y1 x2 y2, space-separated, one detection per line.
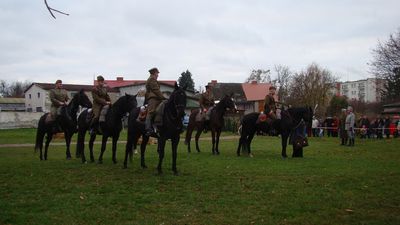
339 78 385 103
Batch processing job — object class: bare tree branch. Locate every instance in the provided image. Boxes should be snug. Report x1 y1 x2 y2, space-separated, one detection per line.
44 0 69 19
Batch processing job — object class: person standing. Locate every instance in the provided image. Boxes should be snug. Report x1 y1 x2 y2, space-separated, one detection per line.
345 106 355 146
312 117 319 137
49 79 69 131
91 75 111 132
339 108 348 145
199 84 215 132
144 67 166 137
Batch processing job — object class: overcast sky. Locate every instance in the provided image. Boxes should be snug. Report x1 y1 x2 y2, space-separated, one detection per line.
0 0 399 88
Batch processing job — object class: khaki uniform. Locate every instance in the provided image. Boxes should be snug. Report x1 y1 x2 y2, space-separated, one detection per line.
199 92 215 111
145 76 165 114
92 85 111 120
49 88 69 119
264 94 277 119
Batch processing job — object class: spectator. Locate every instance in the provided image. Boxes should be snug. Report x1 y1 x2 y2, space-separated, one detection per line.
360 115 371 138
339 108 348 145
312 117 319 137
384 116 391 138
332 116 339 137
376 117 384 139
345 106 355 147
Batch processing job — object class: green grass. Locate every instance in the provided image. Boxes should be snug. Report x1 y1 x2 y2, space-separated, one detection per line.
0 134 400 225
0 128 236 145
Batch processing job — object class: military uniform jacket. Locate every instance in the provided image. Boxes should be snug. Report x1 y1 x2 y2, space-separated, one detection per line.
345 112 355 131
49 88 69 108
92 86 111 114
199 92 215 109
264 94 276 113
145 76 165 101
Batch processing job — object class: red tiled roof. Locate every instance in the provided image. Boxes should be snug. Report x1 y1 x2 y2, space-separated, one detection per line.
242 82 278 101
97 80 177 88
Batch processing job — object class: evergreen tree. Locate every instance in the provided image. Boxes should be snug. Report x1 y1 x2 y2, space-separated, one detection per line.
178 70 195 91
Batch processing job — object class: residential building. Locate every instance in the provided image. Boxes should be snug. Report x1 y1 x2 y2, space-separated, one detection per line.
208 80 277 114
339 78 384 102
0 98 25 112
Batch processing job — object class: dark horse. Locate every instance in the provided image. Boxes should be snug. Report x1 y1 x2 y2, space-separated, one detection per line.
76 94 137 163
34 89 92 160
149 83 186 174
237 107 313 158
123 106 149 169
185 94 236 154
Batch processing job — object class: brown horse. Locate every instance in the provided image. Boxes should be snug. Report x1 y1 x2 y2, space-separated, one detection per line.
185 94 236 154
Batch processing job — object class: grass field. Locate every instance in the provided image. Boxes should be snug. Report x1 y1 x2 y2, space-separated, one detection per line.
0 129 400 225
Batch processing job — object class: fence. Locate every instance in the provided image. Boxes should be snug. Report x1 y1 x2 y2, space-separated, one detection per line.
0 112 43 129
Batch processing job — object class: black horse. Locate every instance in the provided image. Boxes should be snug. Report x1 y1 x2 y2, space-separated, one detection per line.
34 89 92 160
152 83 187 174
123 106 149 169
237 107 313 158
76 94 137 164
185 94 236 154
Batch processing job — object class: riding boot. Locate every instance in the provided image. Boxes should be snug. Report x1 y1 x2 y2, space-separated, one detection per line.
145 115 158 138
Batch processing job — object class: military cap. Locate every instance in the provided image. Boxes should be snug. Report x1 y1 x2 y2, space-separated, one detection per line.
269 86 276 90
97 75 105 81
55 79 62 84
148 67 160 74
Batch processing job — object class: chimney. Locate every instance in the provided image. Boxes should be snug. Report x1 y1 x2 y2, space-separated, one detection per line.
251 80 257 84
116 77 124 81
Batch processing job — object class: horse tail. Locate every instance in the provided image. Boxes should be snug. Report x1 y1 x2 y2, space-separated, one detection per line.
34 115 46 152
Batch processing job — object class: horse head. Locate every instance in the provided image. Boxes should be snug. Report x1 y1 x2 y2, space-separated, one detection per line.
220 93 237 112
122 93 138 113
169 82 187 118
77 89 92 108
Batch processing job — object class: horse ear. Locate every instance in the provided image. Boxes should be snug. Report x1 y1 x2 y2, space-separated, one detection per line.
125 93 128 96
174 82 179 90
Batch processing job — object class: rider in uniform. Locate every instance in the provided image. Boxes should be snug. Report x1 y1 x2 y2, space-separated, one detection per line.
49 79 69 132
91 75 111 133
144 67 166 137
199 84 215 132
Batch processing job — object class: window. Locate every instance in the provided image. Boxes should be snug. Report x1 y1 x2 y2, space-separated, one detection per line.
351 84 356 88
27 108 32 112
36 107 43 112
37 92 40 98
29 94 31 99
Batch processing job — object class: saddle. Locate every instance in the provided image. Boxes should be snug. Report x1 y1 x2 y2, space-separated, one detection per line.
99 105 110 122
153 100 167 126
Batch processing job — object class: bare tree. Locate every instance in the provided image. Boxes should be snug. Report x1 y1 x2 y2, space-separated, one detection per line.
369 29 400 103
245 69 271 83
44 0 69 19
271 65 291 103
287 63 337 115
0 80 31 97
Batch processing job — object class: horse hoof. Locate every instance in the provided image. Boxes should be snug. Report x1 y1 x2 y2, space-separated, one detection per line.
216 152 220 155
82 161 88 164
66 157 71 160
173 170 179 176
141 165 148 169
123 165 127 169
98 161 103 164
113 160 117 164
249 153 254 158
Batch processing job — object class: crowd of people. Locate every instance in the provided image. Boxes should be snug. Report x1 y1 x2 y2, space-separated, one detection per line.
311 110 400 142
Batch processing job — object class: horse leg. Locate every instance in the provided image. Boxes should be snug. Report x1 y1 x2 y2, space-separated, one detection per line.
98 135 108 164
215 129 221 155
185 125 193 153
89 133 96 163
237 136 243 156
195 127 202 153
44 132 53 160
112 134 119 164
124 134 133 169
157 137 166 174
141 135 149 169
77 129 87 163
65 131 72 160
171 136 180 175
247 132 255 157
211 129 216 155
281 133 288 158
